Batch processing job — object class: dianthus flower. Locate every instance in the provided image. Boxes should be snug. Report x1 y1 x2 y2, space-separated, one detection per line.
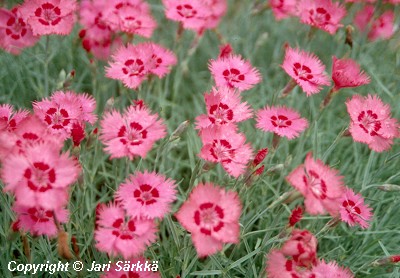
339 188 373 229
0 104 29 132
331 56 370 91
368 11 395 41
311 260 354 278
353 5 374 32
270 0 298 21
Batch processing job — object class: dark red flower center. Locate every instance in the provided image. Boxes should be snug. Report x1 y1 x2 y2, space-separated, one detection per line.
222 68 245 88
271 114 292 128
5 13 28 40
293 63 313 81
28 207 53 223
122 59 145 77
194 202 224 235
34 3 62 26
342 199 361 222
118 122 147 146
44 107 71 130
111 218 136 240
210 139 235 163
209 103 233 124
133 184 159 205
176 4 197 18
122 16 142 29
357 110 381 136
24 162 56 192
303 170 327 199
309 7 331 26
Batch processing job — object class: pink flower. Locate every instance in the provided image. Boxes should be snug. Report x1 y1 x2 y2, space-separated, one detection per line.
266 250 311 278
95 203 157 259
282 47 330 96
2 142 80 209
105 4 157 38
195 87 253 130
116 171 177 219
286 153 345 216
199 125 253 177
0 6 39 55
79 27 121 60
339 188 373 229
353 5 374 32
298 0 346 35
368 11 395 41
281 229 317 268
332 56 370 91
101 258 160 278
345 94 399 152
175 183 241 257
256 105 308 139
270 0 298 20
99 102 166 160
311 260 354 278
0 104 29 132
209 54 261 92
13 203 68 237
106 42 176 89
19 0 77 36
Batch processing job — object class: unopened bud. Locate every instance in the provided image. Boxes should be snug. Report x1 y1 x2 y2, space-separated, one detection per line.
57 231 73 260
377 184 400 192
170 120 190 141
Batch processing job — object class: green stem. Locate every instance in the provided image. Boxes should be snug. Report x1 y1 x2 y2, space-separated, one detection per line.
44 36 50 97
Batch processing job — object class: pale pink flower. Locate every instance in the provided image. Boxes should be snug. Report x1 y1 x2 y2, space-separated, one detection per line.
345 94 399 152
311 260 354 278
281 229 317 268
286 153 345 216
199 125 253 178
339 188 373 229
116 171 177 219
353 5 374 32
270 0 298 20
99 102 166 160
95 203 157 259
0 6 39 54
266 250 311 278
0 104 29 132
19 0 77 36
195 87 253 130
175 183 241 257
105 4 157 38
101 258 160 278
256 105 308 139
13 203 68 237
2 142 80 209
282 47 330 96
298 0 346 35
105 43 151 89
209 54 261 92
332 56 370 91
368 11 395 41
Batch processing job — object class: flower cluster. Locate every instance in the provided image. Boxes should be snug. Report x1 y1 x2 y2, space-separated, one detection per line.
105 42 177 89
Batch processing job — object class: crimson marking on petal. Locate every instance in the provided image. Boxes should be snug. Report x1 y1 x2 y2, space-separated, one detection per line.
194 211 200 225
200 228 211 235
199 202 213 210
213 221 224 232
112 218 123 228
128 220 136 232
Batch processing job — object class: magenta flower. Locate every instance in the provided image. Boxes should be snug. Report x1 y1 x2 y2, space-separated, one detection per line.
2 142 80 209
266 250 312 278
256 105 308 139
175 183 241 257
311 260 354 278
101 258 160 278
368 11 395 41
282 47 330 96
19 0 77 36
13 203 68 237
0 104 29 132
332 56 370 91
95 203 157 259
339 188 373 229
346 94 399 152
0 6 39 55
286 153 345 216
298 0 346 35
199 125 253 178
100 102 166 160
195 87 253 130
209 54 261 92
270 0 298 21
116 171 177 219
353 5 374 32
